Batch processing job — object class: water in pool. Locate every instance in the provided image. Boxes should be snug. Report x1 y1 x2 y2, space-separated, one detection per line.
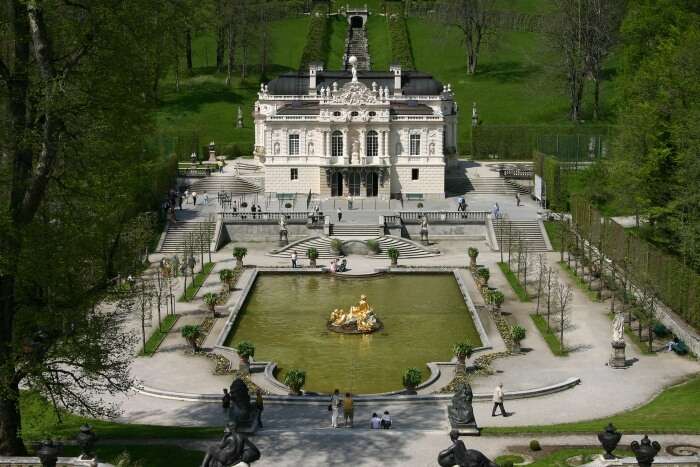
225 273 482 394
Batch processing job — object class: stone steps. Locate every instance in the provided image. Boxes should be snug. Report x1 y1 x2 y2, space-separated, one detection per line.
188 175 262 194
270 236 438 259
374 236 437 258
344 27 370 71
493 219 551 252
330 224 383 237
466 177 528 196
159 221 215 254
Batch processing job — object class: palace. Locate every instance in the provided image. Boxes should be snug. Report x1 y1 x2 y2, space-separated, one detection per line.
253 58 457 200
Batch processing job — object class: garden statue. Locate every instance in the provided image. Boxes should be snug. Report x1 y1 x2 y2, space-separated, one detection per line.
227 378 260 433
631 435 661 467
420 215 429 245
351 140 360 164
471 102 478 128
76 424 97 460
328 294 382 334
200 422 261 467
349 55 358 82
610 310 626 368
598 423 622 459
447 381 478 433
36 440 61 467
278 215 288 246
237 106 243 128
438 430 497 467
171 255 180 276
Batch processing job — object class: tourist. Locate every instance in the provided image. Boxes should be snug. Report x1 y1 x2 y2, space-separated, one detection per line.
291 251 298 269
178 194 183 210
218 159 224 173
192 191 198 206
255 388 264 428
203 191 209 206
343 392 354 428
338 258 347 273
232 200 238 213
251 204 257 219
370 413 382 429
185 189 190 204
337 207 342 222
222 388 231 420
330 389 341 428
515 193 521 207
256 204 262 217
329 259 337 273
491 383 508 417
381 410 392 429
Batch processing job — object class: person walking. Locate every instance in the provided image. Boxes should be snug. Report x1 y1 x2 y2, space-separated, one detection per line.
337 208 342 222
343 392 354 428
381 410 392 429
178 194 184 210
203 191 209 206
185 189 190 204
192 191 198 206
255 388 264 428
222 388 231 421
330 389 341 428
291 251 298 269
370 413 382 429
491 383 508 417
515 192 520 207
251 204 257 219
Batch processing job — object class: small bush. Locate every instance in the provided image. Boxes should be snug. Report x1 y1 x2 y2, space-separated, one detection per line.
452 342 474 359
653 323 670 337
529 440 541 451
468 247 479 258
511 324 526 342
402 367 422 388
235 341 255 359
387 247 400 260
283 368 306 394
330 239 343 254
366 239 380 253
284 202 292 209
417 202 424 208
477 267 490 281
306 247 319 260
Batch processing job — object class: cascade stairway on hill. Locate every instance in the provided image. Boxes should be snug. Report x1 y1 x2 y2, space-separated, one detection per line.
492 219 551 252
270 236 438 259
188 175 262 194
466 177 529 196
345 27 370 71
158 221 215 254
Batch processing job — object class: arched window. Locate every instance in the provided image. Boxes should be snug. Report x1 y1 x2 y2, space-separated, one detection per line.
331 131 344 158
366 131 378 158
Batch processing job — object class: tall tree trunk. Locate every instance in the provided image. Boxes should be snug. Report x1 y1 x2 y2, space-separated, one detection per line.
226 25 235 86
241 46 247 81
0 374 25 456
216 26 225 72
185 29 193 73
592 76 600 121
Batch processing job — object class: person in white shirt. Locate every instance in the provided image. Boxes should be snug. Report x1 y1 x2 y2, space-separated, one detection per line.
492 383 508 417
291 251 298 269
330 389 341 428
203 191 209 205
370 413 382 429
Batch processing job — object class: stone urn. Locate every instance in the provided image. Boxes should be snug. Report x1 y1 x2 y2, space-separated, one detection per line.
511 340 521 354
37 440 61 467
76 424 97 459
598 423 622 459
309 258 317 268
631 435 661 467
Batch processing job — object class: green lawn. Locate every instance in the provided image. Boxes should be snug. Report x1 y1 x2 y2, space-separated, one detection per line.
61 444 203 467
366 14 392 70
141 314 180 356
327 15 349 70
484 374 700 434
521 448 634 467
530 314 569 356
558 261 600 302
498 261 531 302
179 262 215 302
544 221 564 251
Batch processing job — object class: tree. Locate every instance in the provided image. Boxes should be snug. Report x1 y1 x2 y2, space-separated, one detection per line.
535 255 548 315
0 0 173 455
554 281 574 352
435 0 495 75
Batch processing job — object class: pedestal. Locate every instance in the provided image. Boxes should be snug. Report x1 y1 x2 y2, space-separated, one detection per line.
279 229 288 247
420 229 429 246
609 341 626 368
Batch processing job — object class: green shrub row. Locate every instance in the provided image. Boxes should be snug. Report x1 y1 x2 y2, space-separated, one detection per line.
385 3 415 70
300 4 330 68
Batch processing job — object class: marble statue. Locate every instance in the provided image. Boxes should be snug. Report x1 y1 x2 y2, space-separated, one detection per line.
420 215 429 245
328 294 382 334
279 215 287 231
429 142 436 155
227 378 259 431
351 140 360 164
236 106 243 128
273 142 280 155
308 141 314 155
349 55 358 82
612 310 625 344
201 422 261 467
438 430 497 467
447 381 477 430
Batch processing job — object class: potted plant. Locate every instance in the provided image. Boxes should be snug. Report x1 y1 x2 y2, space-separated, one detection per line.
476 267 490 288
366 239 380 255
387 247 400 267
330 239 343 255
283 368 306 395
203 292 219 318
468 247 479 271
452 342 474 369
489 290 505 311
233 247 248 268
181 325 203 352
236 340 255 373
284 202 293 209
307 248 319 267
402 367 422 394
511 324 526 353
219 268 234 292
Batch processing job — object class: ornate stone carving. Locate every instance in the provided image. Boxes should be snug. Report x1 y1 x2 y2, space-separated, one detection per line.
330 81 380 106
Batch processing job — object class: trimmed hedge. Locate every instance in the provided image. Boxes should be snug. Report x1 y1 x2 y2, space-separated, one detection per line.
386 2 415 70
300 4 330 68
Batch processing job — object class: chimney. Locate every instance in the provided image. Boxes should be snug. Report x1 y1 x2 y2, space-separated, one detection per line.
308 63 324 95
390 64 402 96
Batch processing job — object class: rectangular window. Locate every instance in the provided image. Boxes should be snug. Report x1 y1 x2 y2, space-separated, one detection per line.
412 168 419 180
288 134 300 155
410 134 421 156
290 168 298 180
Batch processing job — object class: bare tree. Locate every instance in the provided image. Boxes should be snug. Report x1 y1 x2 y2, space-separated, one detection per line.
545 267 557 329
435 0 495 74
134 278 155 351
535 254 547 315
554 281 574 352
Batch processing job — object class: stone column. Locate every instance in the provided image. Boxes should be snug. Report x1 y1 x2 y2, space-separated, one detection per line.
344 129 350 162
323 131 328 157
360 129 366 163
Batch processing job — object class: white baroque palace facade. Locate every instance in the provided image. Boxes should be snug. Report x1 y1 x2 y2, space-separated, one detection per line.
253 60 457 199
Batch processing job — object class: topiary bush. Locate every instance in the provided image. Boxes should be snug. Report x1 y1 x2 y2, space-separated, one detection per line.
402 367 422 390
283 368 306 395
300 4 329 68
366 239 380 254
330 239 343 255
511 324 526 342
235 340 255 360
529 440 541 451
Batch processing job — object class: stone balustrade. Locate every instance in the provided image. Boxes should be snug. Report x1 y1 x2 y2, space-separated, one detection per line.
220 211 315 224
398 210 490 224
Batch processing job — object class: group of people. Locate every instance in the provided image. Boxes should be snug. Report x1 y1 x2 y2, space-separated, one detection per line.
329 258 347 273
329 390 392 429
182 189 208 206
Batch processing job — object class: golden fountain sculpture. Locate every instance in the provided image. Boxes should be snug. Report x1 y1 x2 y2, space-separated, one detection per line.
327 294 383 334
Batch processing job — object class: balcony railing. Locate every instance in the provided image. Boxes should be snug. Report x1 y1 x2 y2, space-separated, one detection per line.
398 210 490 224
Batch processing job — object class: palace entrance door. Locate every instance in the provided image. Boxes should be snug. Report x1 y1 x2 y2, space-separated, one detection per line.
348 171 361 196
331 172 343 197
366 172 378 197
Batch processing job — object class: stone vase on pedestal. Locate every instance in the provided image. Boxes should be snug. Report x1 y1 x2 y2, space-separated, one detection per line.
610 341 626 368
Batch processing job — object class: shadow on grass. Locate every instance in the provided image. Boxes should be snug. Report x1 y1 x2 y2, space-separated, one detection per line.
474 61 542 83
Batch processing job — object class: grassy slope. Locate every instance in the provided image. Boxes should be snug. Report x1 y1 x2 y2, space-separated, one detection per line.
367 14 392 70
327 15 348 70
155 16 310 150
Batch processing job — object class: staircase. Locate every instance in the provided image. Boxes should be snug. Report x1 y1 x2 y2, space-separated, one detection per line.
345 27 370 71
271 237 338 259
466 177 528 196
269 236 438 259
492 219 551 252
158 221 215 254
330 224 383 237
188 175 262 194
